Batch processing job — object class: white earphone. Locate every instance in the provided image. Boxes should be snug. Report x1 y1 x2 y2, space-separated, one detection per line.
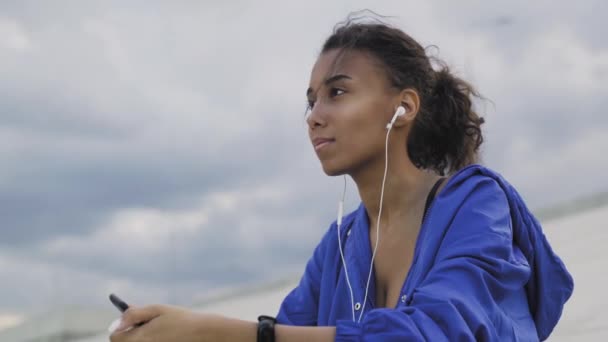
386 105 407 130
336 105 407 322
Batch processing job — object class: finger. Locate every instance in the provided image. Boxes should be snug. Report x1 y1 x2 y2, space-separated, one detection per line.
110 310 166 341
110 329 124 342
110 323 142 342
115 305 163 332
108 318 122 333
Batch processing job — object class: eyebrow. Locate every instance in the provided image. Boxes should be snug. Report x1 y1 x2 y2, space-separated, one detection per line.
306 74 352 97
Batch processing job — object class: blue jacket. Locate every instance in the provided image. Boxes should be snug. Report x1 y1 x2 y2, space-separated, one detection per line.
277 165 573 341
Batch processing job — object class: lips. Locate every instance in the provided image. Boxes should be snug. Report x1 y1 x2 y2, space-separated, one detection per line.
312 137 335 151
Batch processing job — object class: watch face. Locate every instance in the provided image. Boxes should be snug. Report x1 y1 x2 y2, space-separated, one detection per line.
258 315 277 323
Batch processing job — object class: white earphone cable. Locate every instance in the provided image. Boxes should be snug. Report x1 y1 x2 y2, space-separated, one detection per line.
336 175 356 321
358 123 392 322
337 106 402 323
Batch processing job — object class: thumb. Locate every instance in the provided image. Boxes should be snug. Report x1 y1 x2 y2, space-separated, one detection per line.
115 305 163 332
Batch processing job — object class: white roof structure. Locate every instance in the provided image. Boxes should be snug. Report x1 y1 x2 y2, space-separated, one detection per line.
539 198 608 341
0 308 118 342
2 194 606 341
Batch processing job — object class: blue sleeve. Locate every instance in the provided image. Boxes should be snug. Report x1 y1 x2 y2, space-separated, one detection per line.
336 179 532 341
276 224 334 326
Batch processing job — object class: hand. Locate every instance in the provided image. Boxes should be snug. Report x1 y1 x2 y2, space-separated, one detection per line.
109 304 223 342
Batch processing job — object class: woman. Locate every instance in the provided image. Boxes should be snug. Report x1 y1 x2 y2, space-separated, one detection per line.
110 19 573 341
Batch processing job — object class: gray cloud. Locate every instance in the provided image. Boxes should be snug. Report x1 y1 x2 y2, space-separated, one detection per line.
0 0 606 322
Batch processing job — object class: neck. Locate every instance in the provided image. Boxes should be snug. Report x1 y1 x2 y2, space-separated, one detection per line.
350 146 439 234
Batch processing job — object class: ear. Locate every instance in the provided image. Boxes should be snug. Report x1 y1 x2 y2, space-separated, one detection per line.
391 88 420 128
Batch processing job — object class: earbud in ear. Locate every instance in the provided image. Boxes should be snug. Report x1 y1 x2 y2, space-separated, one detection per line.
395 106 406 117
386 106 407 130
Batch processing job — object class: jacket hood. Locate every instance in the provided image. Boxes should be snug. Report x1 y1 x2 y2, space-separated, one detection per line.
463 165 574 340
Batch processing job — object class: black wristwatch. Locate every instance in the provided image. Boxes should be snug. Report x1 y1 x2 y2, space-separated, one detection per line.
257 315 277 342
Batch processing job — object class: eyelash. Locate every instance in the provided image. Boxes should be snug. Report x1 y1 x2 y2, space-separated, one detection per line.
306 87 346 111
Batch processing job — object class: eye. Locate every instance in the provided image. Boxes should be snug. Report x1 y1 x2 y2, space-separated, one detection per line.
330 88 345 97
305 87 344 112
306 99 315 111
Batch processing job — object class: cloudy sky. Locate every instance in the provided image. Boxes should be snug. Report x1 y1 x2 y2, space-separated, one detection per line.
0 0 606 330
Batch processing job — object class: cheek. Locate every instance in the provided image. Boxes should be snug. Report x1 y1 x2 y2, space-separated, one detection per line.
340 107 385 146
326 98 389 169
336 124 383 169
336 101 379 134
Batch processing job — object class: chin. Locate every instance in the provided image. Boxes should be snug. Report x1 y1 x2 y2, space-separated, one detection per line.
320 160 348 177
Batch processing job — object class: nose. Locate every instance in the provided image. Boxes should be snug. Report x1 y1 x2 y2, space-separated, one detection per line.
306 104 327 130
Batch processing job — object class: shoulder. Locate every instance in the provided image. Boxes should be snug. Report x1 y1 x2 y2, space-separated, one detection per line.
445 164 504 192
435 164 512 238
318 203 360 247
310 202 364 263
439 164 510 208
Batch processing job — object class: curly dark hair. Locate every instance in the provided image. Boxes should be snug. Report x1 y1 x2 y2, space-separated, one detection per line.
321 16 485 176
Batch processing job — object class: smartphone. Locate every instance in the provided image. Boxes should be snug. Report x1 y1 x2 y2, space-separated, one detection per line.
108 293 146 328
109 293 130 313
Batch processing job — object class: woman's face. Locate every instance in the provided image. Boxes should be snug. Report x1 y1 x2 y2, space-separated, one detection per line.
306 49 399 176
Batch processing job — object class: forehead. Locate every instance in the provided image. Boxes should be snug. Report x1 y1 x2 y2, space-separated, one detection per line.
309 49 389 90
